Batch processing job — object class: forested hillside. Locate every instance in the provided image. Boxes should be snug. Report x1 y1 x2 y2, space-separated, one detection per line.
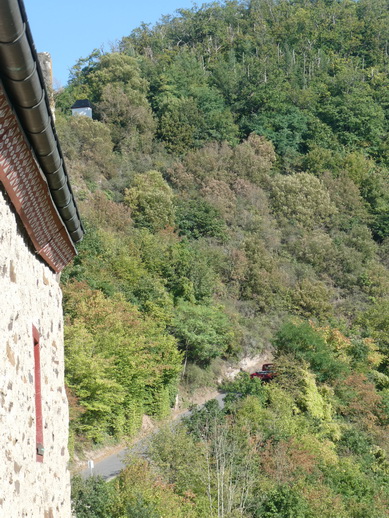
57 0 388 515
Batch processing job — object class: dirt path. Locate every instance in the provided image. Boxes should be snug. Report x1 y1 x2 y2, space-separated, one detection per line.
72 387 221 476
73 353 272 477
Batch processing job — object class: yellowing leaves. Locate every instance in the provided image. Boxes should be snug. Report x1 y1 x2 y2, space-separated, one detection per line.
270 172 338 229
64 282 182 441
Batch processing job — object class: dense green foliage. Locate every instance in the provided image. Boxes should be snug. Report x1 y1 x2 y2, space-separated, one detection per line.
71 475 115 518
58 1 389 514
73 332 389 515
143 323 387 517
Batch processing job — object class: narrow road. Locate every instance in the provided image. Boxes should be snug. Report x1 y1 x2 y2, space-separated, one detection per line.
81 392 226 481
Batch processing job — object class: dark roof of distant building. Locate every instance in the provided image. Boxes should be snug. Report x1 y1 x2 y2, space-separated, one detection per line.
71 99 92 109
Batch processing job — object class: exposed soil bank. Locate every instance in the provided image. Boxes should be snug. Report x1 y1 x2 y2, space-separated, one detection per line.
72 352 272 475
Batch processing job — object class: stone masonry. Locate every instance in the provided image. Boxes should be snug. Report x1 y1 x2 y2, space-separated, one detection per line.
0 184 71 517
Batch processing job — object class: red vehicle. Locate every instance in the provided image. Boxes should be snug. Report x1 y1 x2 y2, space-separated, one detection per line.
250 363 277 382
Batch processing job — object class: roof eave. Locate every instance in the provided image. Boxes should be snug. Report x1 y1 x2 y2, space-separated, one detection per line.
0 0 84 244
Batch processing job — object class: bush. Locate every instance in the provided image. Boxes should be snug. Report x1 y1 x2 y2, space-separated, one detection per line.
71 475 114 518
338 428 372 456
124 170 175 232
126 495 159 518
222 371 269 408
274 321 348 382
183 362 218 392
175 198 227 240
257 485 313 518
171 301 236 364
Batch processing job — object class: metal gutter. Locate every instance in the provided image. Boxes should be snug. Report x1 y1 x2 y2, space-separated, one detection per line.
0 0 84 243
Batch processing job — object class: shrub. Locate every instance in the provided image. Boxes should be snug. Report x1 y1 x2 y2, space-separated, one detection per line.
124 171 175 232
175 198 227 240
274 321 348 383
171 301 236 364
71 475 114 518
257 485 313 518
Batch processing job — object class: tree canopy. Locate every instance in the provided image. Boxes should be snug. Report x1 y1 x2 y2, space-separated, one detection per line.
56 2 389 514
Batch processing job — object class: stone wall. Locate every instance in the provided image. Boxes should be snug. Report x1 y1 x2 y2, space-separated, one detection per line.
38 53 55 118
0 185 71 517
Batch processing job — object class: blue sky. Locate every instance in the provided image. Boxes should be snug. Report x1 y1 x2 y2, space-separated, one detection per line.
24 0 196 88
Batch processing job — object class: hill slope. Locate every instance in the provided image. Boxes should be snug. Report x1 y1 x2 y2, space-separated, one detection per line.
57 1 388 515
